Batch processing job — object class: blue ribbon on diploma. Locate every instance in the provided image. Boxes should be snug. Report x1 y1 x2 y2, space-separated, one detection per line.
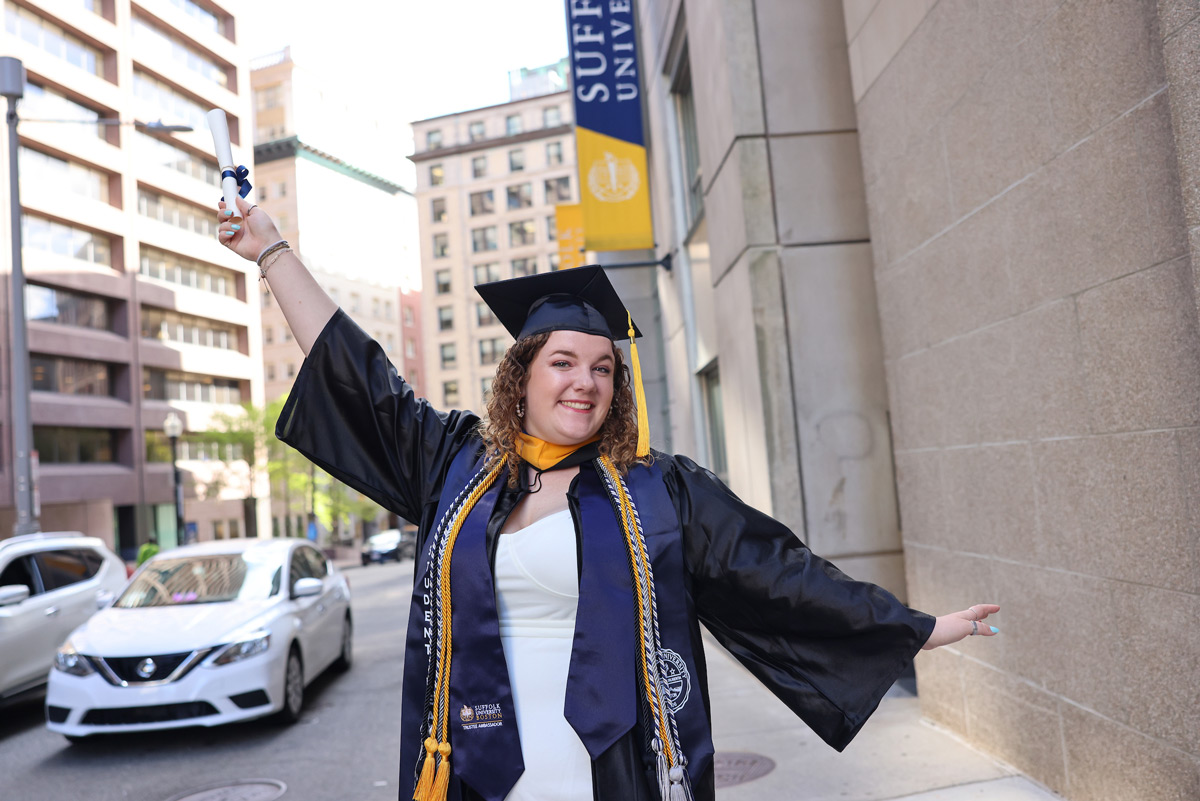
220 165 253 200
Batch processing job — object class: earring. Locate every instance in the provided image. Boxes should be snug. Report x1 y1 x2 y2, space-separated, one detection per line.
516 399 525 418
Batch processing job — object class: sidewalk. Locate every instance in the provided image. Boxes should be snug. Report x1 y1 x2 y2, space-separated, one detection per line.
703 634 1061 801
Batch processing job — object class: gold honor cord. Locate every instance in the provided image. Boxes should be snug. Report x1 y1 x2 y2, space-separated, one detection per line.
414 456 509 801
627 312 651 459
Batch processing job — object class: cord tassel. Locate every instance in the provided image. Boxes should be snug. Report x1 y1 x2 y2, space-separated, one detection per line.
627 312 650 458
668 766 693 801
429 743 453 801
412 737 438 801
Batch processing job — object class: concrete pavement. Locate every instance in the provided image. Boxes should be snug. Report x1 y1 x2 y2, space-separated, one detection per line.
703 634 1061 800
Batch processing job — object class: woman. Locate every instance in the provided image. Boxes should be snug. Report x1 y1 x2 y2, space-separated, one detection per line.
217 196 998 801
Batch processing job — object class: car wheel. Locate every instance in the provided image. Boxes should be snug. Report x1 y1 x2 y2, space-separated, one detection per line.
361 557 369 566
335 615 353 671
274 646 304 725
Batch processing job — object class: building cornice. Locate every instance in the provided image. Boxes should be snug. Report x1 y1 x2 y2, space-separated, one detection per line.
408 124 574 164
254 136 412 195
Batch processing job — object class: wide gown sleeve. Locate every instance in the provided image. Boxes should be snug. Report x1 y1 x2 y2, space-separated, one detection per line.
275 309 480 524
663 454 935 751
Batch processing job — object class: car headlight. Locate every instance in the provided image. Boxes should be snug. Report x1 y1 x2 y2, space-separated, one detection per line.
210 630 271 666
54 641 94 677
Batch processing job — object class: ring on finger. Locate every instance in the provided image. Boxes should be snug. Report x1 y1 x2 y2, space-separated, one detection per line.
967 606 978 620
970 620 978 636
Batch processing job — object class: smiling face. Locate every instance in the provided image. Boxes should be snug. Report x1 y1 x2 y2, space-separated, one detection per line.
521 329 616 446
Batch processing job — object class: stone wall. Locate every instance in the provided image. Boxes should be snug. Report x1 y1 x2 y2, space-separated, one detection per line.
851 1 1200 797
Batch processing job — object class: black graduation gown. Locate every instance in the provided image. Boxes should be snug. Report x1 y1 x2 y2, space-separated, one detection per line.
277 310 936 801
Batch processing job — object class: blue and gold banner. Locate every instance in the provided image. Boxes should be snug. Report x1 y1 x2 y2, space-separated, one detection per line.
565 0 654 251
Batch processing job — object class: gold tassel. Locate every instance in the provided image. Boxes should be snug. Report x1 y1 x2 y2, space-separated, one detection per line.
429 743 453 801
412 737 438 801
628 312 650 458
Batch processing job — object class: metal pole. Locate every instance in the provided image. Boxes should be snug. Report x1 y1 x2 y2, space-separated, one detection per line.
2 56 38 536
170 434 184 542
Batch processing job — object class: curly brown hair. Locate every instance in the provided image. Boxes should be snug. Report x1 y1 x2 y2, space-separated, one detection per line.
481 332 646 485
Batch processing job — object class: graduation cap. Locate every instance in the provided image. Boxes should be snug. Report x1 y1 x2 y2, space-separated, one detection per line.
475 265 651 457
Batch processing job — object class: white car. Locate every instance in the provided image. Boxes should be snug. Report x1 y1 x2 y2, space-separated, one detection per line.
45 538 351 740
0 532 128 705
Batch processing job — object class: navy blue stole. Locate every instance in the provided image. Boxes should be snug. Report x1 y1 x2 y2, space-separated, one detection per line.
399 446 714 801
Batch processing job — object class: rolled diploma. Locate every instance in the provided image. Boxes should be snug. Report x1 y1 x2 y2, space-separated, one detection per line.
206 108 243 223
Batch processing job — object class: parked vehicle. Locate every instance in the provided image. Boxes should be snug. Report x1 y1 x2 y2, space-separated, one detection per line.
45 538 352 740
0 533 128 705
360 528 414 565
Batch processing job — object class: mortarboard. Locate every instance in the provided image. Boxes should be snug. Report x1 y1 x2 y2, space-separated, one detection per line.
475 265 651 457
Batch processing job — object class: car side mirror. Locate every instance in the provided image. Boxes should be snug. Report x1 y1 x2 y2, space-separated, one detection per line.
292 577 323 599
0 584 31 606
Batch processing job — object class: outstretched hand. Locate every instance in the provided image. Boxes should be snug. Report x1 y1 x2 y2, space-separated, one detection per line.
216 195 282 264
921 604 1000 650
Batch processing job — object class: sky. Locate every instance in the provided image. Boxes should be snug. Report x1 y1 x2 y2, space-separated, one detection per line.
240 0 571 184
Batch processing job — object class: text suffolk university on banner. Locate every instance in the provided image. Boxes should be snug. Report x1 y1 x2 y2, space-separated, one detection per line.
565 0 654 251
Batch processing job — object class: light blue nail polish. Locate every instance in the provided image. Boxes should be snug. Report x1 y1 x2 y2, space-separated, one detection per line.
224 210 233 216
990 626 999 634
221 231 233 236
231 224 241 230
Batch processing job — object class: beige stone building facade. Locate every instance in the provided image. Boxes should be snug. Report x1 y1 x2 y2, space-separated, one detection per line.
636 0 1199 798
410 88 577 414
0 0 265 556
250 48 420 537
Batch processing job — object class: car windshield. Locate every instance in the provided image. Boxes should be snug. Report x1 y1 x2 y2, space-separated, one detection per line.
370 532 401 546
115 553 282 607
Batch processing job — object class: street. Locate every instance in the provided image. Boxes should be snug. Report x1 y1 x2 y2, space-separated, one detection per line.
0 560 414 801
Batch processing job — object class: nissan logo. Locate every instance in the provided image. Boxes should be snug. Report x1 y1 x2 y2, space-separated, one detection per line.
135 658 157 679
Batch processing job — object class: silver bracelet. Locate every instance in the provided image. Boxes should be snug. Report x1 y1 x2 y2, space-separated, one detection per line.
259 247 291 280
256 239 288 266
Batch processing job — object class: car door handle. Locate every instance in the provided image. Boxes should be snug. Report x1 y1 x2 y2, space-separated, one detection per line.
45 607 59 617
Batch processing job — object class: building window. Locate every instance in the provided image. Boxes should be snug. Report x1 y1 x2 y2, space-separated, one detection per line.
5 2 104 77
469 121 486 141
479 337 505 365
511 257 536 277
138 188 218 238
505 114 523 136
26 284 112 331
143 368 242 404
169 0 225 37
672 49 704 228
469 190 495 216
131 16 228 88
508 220 536 247
140 246 237 297
435 269 452 294
140 307 240 351
546 141 564 166
546 214 557 241
132 71 209 133
481 377 494 404
405 339 416 358
22 215 112 266
433 233 449 258
472 155 487 178
471 226 498 252
426 129 443 150
266 363 276 381
431 197 447 223
430 164 445 186
437 306 454 331
371 297 381 318
440 342 457 369
386 333 395 351
31 355 112 396
473 263 501 285
509 149 525 172
255 84 280 110
476 302 497 327
264 325 274 344
507 183 533 210
403 306 414 326
545 176 572 204
543 106 561 128
701 366 728 482
20 147 109 203
22 82 103 140
135 132 221 186
286 362 296 378
549 252 561 270
443 380 460 407
32 426 115 464
385 300 394 320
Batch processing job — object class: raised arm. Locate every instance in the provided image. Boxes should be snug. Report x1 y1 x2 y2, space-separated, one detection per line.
216 195 336 355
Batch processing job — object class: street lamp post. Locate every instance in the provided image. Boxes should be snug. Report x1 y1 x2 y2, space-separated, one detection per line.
163 413 184 543
1 57 38 536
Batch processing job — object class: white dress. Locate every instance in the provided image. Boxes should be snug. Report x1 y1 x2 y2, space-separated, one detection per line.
495 509 593 801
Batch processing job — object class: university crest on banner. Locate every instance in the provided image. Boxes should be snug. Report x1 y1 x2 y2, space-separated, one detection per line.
565 0 654 251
